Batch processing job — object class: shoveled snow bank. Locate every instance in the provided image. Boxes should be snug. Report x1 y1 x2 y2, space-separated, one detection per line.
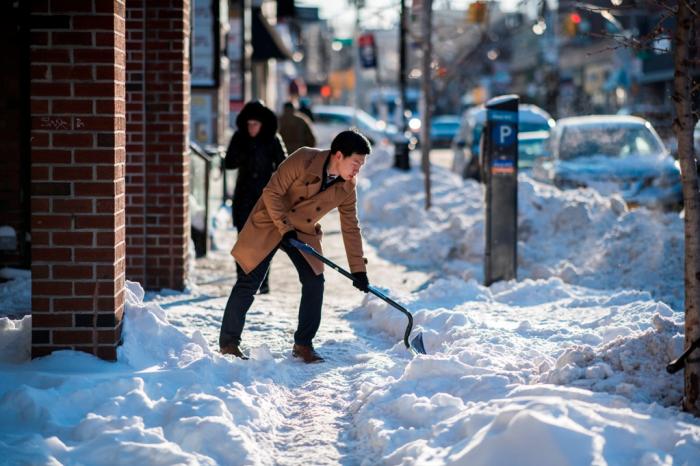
0 282 287 465
349 276 697 464
358 155 683 309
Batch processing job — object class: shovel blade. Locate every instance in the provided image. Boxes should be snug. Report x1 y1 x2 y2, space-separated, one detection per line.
410 333 427 355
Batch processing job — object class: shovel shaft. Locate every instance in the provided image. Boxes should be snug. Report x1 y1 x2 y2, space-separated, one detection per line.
289 238 414 350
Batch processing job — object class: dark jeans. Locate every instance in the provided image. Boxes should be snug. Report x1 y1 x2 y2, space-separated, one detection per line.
219 242 325 348
236 262 268 292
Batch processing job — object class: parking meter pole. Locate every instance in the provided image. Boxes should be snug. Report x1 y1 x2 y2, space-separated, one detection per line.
483 95 519 286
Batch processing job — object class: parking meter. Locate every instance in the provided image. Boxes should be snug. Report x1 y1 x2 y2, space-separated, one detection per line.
483 95 519 286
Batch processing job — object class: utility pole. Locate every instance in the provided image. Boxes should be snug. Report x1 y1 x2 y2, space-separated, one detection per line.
420 0 432 209
394 0 410 170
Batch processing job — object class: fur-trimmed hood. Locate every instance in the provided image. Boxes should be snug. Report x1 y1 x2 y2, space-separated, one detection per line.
235 100 278 141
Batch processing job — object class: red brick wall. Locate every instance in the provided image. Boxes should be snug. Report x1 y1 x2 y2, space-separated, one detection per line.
30 0 127 360
126 0 190 290
125 1 147 284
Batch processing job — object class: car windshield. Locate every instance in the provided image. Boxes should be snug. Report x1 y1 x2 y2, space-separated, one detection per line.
558 124 664 160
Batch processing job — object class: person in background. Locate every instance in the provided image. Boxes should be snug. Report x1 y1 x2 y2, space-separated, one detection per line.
278 101 316 154
225 100 287 294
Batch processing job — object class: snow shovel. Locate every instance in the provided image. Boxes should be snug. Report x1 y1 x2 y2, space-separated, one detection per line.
289 238 427 355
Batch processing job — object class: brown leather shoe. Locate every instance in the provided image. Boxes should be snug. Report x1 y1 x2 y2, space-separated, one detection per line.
292 344 324 363
220 344 249 360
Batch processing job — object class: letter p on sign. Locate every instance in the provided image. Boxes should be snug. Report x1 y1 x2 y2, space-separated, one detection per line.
492 122 516 147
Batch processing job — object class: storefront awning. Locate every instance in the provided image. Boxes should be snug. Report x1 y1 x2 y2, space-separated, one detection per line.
252 7 292 62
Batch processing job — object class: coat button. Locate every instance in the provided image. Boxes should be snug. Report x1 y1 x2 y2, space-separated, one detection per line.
306 219 311 223
291 208 296 213
316 207 321 212
305 182 309 186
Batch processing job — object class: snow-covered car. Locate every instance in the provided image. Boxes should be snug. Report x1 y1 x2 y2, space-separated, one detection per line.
532 115 682 210
451 104 555 180
312 105 403 148
430 115 461 148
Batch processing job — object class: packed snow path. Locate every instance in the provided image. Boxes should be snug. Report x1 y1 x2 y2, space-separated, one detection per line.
160 210 429 464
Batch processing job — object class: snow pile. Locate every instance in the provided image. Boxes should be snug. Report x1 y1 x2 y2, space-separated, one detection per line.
358 277 684 405
119 281 214 369
350 277 698 463
0 282 291 465
358 156 683 309
353 378 700 465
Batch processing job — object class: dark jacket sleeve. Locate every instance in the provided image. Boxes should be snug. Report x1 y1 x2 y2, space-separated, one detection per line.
224 131 245 169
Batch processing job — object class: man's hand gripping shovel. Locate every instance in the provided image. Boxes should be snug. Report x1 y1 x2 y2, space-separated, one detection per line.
289 238 427 355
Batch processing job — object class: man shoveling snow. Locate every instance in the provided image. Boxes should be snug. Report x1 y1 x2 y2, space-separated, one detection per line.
219 130 372 362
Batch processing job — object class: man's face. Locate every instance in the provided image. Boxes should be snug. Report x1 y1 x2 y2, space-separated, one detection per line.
334 152 366 180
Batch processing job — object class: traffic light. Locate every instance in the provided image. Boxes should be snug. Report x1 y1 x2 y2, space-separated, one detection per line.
563 12 581 37
467 1 487 24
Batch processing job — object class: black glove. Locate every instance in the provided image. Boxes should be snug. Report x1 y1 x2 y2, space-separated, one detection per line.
352 272 370 293
281 230 298 247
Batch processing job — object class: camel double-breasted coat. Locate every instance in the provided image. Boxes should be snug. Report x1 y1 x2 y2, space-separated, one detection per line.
231 147 367 276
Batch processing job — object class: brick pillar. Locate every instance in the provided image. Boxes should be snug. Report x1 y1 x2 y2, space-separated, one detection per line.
124 1 190 291
30 1 127 360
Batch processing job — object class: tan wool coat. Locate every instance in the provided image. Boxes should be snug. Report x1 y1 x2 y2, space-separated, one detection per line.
231 147 367 276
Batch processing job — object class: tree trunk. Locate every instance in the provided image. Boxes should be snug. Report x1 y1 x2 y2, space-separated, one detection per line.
420 0 432 210
673 0 700 415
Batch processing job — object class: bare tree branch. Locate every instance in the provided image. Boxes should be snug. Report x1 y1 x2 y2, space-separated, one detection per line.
680 0 699 18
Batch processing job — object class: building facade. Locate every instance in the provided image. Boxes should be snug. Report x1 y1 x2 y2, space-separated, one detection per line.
0 0 191 360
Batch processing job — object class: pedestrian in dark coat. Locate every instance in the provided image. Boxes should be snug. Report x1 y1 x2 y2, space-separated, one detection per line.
225 100 287 294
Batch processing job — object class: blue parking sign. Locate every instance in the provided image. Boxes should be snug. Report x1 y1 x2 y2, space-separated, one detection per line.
492 122 516 147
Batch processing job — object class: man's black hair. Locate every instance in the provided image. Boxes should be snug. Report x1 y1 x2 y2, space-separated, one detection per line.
330 129 371 157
